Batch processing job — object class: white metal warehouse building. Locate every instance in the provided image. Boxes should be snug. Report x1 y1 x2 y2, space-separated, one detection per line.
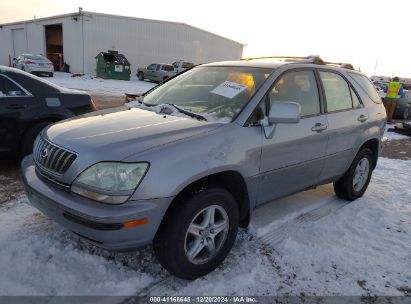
0 11 244 74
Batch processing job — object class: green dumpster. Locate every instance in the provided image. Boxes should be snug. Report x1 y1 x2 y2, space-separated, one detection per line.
95 50 131 80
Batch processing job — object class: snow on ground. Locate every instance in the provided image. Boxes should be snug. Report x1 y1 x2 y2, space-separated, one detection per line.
47 72 156 96
0 157 410 296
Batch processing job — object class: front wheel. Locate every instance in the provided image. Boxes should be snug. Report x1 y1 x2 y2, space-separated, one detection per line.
334 148 374 201
137 72 144 81
153 187 239 280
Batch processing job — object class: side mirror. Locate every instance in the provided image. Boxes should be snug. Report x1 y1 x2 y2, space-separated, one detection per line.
263 101 301 139
268 101 301 124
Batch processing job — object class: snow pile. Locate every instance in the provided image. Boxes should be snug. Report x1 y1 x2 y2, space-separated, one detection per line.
47 72 156 96
0 196 155 296
0 158 410 296
126 101 231 123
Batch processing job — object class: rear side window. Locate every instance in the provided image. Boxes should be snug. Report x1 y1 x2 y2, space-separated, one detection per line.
319 72 352 112
351 88 361 108
0 75 27 97
162 65 174 71
182 62 194 69
348 72 381 104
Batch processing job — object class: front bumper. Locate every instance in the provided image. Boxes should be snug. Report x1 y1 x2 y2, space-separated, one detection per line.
21 156 172 251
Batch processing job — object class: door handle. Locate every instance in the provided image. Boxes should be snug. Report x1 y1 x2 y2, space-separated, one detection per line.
358 115 368 123
311 123 327 132
6 104 26 110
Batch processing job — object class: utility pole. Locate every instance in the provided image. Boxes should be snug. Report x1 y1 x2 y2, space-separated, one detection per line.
79 7 84 74
373 58 378 76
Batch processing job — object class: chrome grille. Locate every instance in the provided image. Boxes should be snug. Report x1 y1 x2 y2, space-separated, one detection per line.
34 137 77 175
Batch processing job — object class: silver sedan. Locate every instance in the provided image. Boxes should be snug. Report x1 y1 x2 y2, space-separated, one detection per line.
14 54 54 77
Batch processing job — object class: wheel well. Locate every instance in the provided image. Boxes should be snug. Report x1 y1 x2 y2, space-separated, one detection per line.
168 171 251 228
21 118 59 146
359 139 379 169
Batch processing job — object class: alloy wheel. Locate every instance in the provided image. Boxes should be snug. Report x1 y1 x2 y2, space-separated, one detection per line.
184 205 229 265
353 158 370 192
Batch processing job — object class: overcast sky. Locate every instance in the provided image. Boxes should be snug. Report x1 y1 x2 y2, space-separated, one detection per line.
1 0 410 77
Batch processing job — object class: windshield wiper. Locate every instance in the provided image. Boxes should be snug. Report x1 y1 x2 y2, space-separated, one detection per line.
166 104 207 121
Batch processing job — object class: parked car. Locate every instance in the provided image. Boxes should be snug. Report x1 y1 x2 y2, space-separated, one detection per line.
21 56 386 279
172 60 194 73
137 63 176 83
0 66 96 156
394 91 411 120
14 54 54 77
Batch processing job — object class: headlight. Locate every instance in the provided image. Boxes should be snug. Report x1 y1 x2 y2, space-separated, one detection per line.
71 162 149 204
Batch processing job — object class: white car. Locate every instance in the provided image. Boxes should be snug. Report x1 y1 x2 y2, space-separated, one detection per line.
172 60 194 73
14 54 54 77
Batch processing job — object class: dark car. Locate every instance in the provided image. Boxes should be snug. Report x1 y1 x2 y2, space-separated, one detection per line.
394 91 411 120
0 66 96 156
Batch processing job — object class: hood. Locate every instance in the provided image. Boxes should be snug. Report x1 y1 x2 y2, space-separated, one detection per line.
44 106 222 160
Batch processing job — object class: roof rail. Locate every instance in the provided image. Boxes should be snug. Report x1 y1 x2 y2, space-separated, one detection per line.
240 55 325 65
324 62 355 70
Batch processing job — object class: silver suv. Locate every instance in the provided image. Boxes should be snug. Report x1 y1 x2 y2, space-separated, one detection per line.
137 63 176 83
21 56 386 279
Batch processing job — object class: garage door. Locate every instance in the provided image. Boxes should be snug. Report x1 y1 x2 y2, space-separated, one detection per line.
12 28 26 57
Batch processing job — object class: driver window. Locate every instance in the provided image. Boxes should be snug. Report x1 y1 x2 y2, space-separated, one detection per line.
0 75 27 97
269 70 320 117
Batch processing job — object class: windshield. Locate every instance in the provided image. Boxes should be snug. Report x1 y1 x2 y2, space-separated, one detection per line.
142 66 272 121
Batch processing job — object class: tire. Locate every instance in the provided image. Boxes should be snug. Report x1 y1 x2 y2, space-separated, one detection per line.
153 187 239 280
163 76 169 82
137 72 144 81
333 148 374 201
48 72 54 77
21 121 52 156
403 107 409 120
21 66 25 71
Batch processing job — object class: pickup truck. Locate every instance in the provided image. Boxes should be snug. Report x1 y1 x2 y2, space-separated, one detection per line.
137 63 176 83
172 60 194 73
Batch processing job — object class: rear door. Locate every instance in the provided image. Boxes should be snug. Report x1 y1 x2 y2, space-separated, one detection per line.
0 74 37 152
258 69 329 204
318 70 368 180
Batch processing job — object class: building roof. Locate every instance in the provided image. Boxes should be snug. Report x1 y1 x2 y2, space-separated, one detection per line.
0 11 245 46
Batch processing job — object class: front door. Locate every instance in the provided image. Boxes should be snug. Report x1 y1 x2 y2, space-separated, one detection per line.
0 74 36 152
258 70 329 204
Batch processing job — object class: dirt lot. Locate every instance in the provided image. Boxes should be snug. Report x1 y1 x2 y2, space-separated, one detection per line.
91 94 125 109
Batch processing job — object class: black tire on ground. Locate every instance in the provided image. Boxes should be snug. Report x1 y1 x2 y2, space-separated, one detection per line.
403 107 409 120
333 148 374 201
153 187 239 280
163 76 169 82
137 72 144 81
21 66 25 71
21 121 52 156
48 72 54 77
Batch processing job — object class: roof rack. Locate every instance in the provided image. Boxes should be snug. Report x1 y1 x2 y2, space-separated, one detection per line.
240 55 355 70
240 55 325 65
324 62 355 70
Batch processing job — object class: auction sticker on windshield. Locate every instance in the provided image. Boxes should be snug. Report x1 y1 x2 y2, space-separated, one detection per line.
211 81 247 99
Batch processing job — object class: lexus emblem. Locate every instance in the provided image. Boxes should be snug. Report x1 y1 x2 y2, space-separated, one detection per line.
40 147 49 158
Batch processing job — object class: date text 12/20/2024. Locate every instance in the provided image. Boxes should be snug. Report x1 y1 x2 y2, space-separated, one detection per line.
149 296 258 303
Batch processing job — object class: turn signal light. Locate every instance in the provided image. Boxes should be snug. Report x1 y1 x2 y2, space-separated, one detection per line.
123 218 148 228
